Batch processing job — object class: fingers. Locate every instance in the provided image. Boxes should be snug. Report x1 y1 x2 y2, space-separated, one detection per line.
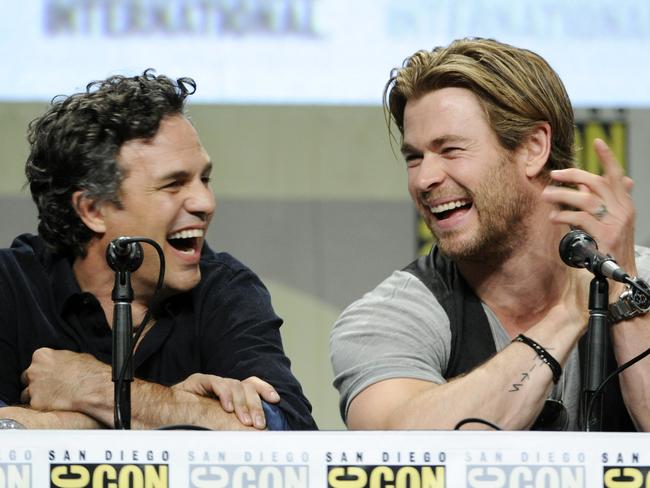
206 377 235 412
242 376 281 404
208 378 262 429
543 187 603 217
547 168 619 209
224 377 280 429
593 138 625 185
549 139 631 205
238 383 266 430
624 176 634 192
543 138 637 274
20 387 30 404
176 374 275 430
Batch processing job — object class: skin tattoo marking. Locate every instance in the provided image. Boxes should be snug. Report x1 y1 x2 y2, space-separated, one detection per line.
508 355 540 392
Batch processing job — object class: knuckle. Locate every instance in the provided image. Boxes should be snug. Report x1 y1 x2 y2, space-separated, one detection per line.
210 376 225 386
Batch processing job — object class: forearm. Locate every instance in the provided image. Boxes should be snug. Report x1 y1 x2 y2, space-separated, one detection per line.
354 309 584 430
611 316 650 431
0 406 104 429
389 343 554 430
77 377 259 430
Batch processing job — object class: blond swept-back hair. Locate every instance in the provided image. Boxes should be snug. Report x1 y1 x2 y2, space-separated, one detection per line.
384 37 575 172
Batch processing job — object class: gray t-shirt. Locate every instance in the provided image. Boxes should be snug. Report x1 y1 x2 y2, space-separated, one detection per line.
330 246 650 429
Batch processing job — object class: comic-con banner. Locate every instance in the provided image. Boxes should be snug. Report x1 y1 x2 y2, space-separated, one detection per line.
2 430 650 487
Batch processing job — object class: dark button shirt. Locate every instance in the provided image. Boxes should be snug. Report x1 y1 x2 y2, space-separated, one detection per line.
0 234 316 430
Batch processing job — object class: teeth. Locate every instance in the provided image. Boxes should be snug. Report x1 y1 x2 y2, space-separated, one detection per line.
430 200 469 214
167 229 204 240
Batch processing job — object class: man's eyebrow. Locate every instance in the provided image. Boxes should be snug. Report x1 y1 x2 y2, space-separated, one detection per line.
158 162 212 181
157 169 190 181
401 135 470 156
400 142 419 156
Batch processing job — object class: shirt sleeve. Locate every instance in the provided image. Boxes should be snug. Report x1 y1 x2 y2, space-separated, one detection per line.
0 264 22 406
262 401 289 431
634 245 650 282
198 261 317 430
330 270 452 422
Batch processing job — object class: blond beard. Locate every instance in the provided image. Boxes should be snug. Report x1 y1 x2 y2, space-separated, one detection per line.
431 154 536 263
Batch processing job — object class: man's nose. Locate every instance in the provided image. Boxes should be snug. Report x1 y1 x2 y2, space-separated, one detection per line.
414 153 446 192
186 181 216 218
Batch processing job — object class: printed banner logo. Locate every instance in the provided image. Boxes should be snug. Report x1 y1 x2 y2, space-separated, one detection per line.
189 464 309 488
467 465 584 488
327 465 445 488
603 466 650 488
50 464 168 488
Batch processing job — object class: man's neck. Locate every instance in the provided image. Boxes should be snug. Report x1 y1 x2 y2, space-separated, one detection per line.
73 239 151 328
456 207 571 336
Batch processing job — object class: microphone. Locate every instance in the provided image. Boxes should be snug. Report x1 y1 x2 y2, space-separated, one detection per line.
111 237 135 255
106 237 144 273
559 229 628 283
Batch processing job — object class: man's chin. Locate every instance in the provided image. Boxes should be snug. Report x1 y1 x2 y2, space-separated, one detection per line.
436 234 485 261
438 234 515 264
163 269 202 295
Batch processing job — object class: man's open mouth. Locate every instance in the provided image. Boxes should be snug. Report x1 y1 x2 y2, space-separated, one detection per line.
429 199 472 221
167 229 204 254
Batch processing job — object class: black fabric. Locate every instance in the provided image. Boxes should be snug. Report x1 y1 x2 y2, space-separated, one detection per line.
0 234 317 430
403 245 635 432
578 333 635 431
403 246 496 379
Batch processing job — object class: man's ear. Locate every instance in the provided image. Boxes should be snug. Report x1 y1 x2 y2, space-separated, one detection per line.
522 122 552 178
71 190 106 233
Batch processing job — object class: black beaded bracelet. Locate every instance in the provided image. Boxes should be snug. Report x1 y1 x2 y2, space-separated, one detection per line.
513 334 562 384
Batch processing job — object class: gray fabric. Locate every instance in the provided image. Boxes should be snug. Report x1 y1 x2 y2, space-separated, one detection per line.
330 270 450 420
330 245 650 428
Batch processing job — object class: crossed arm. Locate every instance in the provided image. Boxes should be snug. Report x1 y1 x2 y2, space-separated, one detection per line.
347 297 587 430
1 348 279 430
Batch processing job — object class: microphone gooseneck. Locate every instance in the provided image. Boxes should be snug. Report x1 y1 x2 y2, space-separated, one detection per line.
106 237 144 273
105 236 166 430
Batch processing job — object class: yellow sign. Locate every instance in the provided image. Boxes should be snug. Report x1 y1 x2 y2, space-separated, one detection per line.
327 465 445 488
50 464 168 488
603 467 650 488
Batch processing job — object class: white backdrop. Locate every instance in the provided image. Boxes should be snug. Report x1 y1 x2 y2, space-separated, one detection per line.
2 0 650 106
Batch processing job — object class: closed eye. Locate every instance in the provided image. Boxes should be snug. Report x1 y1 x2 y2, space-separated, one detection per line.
162 180 183 189
404 153 422 167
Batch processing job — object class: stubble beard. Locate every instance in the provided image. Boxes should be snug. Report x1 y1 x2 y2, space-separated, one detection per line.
428 155 536 264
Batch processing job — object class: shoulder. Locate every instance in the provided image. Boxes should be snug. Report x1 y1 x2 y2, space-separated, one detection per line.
199 243 251 273
331 268 452 359
198 244 263 288
0 234 49 274
194 243 273 308
330 268 453 420
333 269 449 330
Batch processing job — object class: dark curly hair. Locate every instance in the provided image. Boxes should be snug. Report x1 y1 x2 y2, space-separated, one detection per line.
25 69 196 258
